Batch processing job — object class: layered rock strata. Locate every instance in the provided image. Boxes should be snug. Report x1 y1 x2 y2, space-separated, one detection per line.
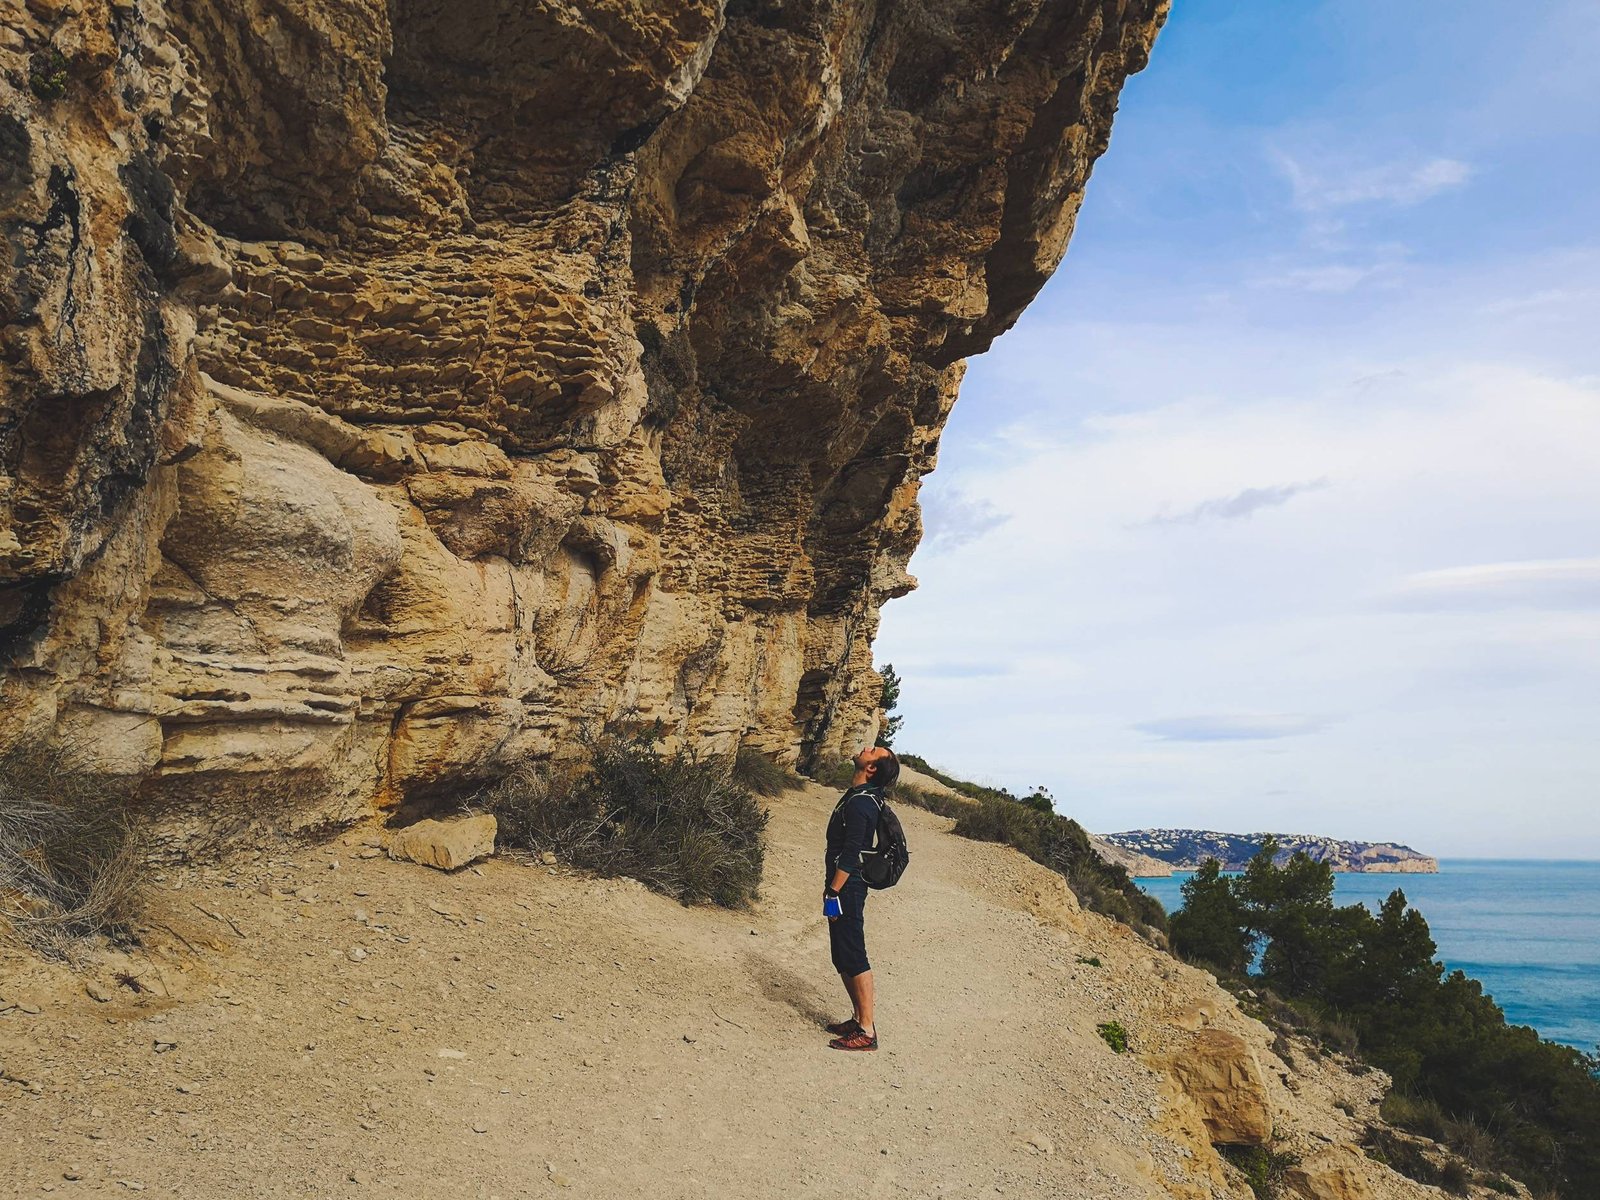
1 0 1165 842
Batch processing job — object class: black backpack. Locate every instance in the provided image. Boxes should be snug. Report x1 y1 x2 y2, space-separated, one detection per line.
859 794 910 889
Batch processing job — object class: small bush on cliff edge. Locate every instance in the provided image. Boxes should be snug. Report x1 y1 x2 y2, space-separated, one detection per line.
0 741 146 958
894 782 968 821
949 794 1167 938
488 731 769 909
28 49 70 101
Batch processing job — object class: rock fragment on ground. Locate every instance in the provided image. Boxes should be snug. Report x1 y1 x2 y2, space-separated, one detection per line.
386 816 497 872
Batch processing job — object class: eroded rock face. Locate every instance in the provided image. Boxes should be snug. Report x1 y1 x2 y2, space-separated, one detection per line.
1164 1029 1274 1147
1 0 1166 843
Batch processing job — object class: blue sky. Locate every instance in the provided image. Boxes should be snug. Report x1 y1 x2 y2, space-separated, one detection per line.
875 0 1600 858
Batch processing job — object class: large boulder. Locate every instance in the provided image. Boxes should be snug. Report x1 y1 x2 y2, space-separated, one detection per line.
1164 1029 1273 1146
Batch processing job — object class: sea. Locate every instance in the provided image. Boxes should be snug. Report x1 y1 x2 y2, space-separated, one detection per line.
1135 859 1600 1055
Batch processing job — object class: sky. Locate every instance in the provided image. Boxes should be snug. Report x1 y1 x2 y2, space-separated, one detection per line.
874 0 1600 859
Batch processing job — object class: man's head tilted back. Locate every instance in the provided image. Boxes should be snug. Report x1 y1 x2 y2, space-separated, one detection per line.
862 746 899 790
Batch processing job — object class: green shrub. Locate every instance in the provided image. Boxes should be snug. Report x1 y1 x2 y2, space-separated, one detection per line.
951 793 1047 850
1377 1094 1506 1178
947 794 1167 937
487 733 769 909
731 747 801 797
1076 954 1102 967
1096 1021 1129 1053
1019 788 1054 814
893 782 969 820
1380 1093 1449 1143
1219 1145 1301 1200
28 49 69 100
0 741 145 957
897 754 1017 804
1170 858 1252 974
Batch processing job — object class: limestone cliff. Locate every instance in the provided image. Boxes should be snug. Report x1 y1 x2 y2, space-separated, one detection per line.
1 0 1166 842
1105 831 1441 875
1090 833 1174 878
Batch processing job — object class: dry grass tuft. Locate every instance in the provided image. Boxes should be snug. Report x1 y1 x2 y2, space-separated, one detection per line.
731 747 802 797
0 741 146 958
487 732 770 909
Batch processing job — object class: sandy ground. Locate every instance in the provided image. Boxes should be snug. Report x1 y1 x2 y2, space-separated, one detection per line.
2 779 1238 1199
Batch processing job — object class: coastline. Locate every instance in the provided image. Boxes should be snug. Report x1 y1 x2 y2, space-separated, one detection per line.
1136 858 1600 1053
1126 864 1442 878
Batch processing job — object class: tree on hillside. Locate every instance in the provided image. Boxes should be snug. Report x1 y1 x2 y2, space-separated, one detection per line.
1235 840 1347 997
1169 859 1251 974
876 663 904 748
1159 843 1600 1195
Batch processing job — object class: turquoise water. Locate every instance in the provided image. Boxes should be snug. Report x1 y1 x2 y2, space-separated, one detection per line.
1137 859 1600 1054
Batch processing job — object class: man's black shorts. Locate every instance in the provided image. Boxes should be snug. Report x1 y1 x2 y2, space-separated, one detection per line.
828 877 870 976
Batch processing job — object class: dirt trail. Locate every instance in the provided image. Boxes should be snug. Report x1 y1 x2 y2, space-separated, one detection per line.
3 781 1238 1199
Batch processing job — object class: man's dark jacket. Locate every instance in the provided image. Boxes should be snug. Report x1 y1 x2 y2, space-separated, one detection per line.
825 784 883 880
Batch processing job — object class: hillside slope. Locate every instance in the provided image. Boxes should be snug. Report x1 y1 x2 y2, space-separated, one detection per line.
1 782 1457 1199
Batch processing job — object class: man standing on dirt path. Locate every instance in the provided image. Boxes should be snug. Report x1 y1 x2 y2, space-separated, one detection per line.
823 745 899 1052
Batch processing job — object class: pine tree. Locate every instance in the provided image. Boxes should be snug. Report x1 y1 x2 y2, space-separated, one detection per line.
1169 859 1251 975
1235 840 1344 997
876 663 904 748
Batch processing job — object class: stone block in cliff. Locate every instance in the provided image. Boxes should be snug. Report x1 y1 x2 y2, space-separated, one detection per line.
1165 1029 1273 1146
1282 1147 1374 1200
386 815 497 872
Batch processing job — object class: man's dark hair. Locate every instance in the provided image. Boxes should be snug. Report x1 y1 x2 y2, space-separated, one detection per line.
870 749 900 791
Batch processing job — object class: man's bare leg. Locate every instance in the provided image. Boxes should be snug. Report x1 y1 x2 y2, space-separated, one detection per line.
850 970 874 1035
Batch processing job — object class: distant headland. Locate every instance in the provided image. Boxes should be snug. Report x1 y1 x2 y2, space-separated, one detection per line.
1095 829 1440 877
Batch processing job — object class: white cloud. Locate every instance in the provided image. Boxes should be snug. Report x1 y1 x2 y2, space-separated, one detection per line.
1384 558 1600 610
1276 152 1472 212
881 342 1600 856
1142 479 1329 527
1134 714 1331 741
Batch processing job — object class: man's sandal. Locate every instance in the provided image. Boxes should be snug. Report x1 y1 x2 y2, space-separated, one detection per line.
828 1029 878 1052
825 1018 862 1037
